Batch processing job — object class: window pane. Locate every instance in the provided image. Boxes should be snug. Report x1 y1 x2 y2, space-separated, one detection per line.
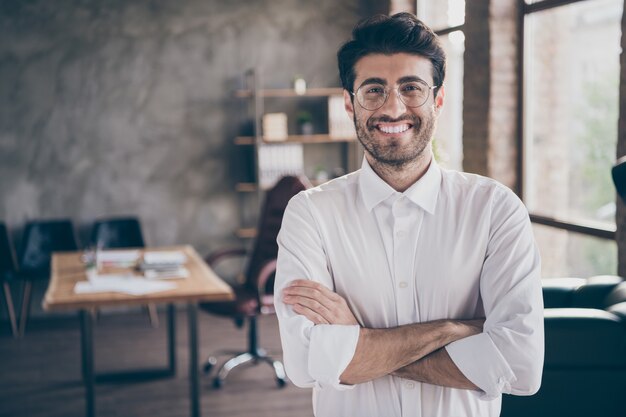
524 0 622 230
417 0 465 31
533 224 617 277
434 31 464 171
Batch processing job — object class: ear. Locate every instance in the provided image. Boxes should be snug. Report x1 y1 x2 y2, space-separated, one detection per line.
344 89 355 119
434 84 445 113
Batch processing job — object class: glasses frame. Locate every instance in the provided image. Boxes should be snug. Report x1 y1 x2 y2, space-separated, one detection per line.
350 81 439 111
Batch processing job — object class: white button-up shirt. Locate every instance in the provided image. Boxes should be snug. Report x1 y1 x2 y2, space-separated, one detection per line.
275 158 544 417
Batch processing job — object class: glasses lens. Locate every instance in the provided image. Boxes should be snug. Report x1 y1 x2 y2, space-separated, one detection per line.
399 81 430 107
356 84 386 111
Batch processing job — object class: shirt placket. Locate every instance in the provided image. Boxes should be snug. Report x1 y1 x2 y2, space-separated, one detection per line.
392 197 423 417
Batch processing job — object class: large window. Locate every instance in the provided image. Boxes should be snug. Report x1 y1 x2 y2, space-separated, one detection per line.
522 0 622 276
417 0 465 171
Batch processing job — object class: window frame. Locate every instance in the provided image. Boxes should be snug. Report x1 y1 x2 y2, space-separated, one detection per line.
517 0 618 240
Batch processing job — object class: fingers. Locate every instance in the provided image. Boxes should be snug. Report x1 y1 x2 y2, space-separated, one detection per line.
283 289 335 323
292 303 329 325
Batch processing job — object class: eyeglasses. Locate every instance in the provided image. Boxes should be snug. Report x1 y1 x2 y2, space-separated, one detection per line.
351 80 438 111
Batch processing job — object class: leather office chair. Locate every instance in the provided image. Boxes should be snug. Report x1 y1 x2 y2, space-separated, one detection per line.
0 222 18 338
17 219 78 337
611 155 626 201
200 175 311 388
91 217 159 327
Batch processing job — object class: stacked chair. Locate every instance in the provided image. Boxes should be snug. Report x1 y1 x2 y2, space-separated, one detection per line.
200 175 310 388
0 223 18 337
17 219 78 337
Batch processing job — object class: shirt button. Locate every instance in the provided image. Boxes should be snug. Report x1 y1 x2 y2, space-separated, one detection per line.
406 382 415 389
398 281 408 289
396 230 406 237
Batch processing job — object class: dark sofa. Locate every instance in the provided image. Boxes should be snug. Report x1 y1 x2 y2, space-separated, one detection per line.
501 276 626 417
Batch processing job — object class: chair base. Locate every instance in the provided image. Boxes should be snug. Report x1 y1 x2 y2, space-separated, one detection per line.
203 348 287 389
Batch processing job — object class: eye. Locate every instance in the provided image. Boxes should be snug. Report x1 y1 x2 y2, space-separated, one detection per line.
401 83 425 93
365 85 385 94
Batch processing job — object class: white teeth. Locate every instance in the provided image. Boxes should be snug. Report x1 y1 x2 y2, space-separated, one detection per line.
378 124 410 134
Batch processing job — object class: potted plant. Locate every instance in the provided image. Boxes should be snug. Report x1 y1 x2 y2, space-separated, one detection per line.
297 111 314 135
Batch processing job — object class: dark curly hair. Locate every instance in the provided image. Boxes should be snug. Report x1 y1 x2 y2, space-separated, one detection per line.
337 13 446 97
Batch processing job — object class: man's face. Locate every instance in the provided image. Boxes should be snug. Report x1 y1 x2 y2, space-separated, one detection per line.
344 53 444 168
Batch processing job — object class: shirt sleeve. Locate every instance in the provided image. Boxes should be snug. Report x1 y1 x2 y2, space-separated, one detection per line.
445 186 544 400
274 192 360 390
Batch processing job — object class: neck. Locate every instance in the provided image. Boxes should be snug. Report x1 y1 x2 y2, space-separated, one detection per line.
366 148 433 192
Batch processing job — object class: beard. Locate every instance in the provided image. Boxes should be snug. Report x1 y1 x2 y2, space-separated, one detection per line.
354 109 436 169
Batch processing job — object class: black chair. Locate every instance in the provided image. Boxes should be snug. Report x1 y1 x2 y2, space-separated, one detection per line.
91 217 158 327
612 155 626 201
17 219 78 336
0 223 18 337
200 175 310 388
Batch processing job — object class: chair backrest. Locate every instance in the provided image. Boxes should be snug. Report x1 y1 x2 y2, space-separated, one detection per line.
612 155 626 202
0 222 17 280
18 219 78 275
245 176 310 292
91 217 145 249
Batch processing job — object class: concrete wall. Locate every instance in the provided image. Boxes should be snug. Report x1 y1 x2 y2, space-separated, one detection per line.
0 0 366 257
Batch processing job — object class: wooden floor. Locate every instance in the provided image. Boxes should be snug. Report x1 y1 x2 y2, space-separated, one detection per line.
0 309 314 417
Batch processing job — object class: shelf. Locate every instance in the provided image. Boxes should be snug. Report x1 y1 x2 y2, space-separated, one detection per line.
235 88 344 98
236 227 257 239
235 134 356 145
235 183 257 192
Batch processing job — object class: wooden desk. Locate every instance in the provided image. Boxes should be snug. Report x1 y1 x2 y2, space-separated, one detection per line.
43 245 234 417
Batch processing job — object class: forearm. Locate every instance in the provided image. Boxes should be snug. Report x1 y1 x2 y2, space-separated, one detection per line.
392 348 479 390
339 319 482 385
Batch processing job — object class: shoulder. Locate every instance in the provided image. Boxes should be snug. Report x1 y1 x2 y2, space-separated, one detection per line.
289 170 361 211
440 169 522 207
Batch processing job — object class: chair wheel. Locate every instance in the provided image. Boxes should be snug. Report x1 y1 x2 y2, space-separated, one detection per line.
276 378 286 388
213 377 223 389
203 362 213 374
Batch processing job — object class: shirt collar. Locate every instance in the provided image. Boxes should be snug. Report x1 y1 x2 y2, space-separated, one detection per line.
359 156 441 214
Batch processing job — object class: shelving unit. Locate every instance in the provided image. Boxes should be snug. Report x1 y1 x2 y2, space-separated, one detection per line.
233 69 361 239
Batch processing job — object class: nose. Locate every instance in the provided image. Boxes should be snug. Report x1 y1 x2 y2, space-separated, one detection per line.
378 88 407 118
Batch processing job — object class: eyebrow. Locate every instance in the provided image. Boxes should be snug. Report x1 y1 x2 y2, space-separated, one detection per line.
398 75 430 85
357 77 387 89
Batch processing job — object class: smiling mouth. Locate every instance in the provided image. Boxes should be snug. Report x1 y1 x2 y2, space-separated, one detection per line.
375 123 413 134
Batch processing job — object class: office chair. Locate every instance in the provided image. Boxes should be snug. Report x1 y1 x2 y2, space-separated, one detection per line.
612 155 626 201
0 223 18 337
91 217 159 327
17 219 78 337
200 175 310 388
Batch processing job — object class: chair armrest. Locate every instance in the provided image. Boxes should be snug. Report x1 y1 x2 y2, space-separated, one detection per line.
256 259 277 314
205 248 247 267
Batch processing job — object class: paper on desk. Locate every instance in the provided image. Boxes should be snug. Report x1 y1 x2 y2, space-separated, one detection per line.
143 267 189 280
143 251 187 265
75 274 177 295
97 250 141 267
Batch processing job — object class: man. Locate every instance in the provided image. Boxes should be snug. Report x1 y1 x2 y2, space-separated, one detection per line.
274 12 543 417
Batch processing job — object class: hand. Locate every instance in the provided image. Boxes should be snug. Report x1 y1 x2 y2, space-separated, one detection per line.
282 279 358 326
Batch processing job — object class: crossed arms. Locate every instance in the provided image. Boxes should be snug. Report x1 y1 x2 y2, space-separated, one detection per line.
283 279 481 389
275 193 544 397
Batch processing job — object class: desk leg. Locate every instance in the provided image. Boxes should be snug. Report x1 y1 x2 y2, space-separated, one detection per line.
167 304 176 375
188 302 200 417
80 310 95 417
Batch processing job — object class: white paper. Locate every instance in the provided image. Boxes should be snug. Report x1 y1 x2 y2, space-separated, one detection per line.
97 250 140 265
143 267 189 280
143 251 187 265
74 274 177 295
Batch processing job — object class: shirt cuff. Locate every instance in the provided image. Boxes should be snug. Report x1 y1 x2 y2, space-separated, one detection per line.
308 324 360 390
445 332 516 400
